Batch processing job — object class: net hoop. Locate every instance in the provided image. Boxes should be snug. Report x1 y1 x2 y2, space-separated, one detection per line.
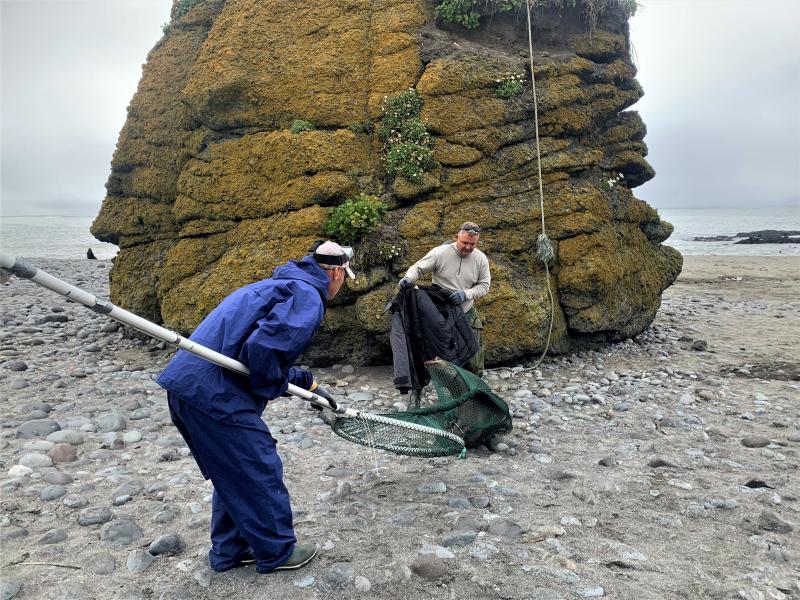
332 410 465 457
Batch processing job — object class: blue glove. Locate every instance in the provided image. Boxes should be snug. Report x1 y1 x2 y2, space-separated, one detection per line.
448 290 466 305
398 277 413 289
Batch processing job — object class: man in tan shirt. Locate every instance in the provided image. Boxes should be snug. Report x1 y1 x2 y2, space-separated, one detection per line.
399 222 491 375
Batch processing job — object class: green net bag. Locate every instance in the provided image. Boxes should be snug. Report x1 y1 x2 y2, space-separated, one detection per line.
332 359 512 456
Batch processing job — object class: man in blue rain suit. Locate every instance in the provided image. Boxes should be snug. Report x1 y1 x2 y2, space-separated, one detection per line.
156 241 354 574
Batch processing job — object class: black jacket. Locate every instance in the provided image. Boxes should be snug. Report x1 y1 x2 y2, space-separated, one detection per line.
389 284 478 393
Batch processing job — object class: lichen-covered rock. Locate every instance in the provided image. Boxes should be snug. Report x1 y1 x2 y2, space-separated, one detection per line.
92 0 681 366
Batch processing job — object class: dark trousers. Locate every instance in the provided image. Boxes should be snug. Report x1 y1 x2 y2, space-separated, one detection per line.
464 306 485 377
167 392 296 573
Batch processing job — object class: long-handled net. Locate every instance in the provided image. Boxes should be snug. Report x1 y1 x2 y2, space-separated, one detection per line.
1 253 471 457
333 359 512 456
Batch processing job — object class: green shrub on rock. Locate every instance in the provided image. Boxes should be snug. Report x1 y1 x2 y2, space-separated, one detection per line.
435 0 481 29
174 0 202 20
379 89 424 142
385 143 436 184
324 194 388 246
290 119 315 134
435 0 638 31
495 72 526 99
380 89 435 184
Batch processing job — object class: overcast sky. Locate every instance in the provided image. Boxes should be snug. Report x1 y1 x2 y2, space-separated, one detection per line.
1 0 798 216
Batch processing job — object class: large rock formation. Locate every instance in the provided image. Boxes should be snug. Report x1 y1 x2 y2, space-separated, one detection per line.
92 0 682 365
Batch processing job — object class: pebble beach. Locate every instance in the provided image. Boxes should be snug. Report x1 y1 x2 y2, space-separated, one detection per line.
1 256 798 600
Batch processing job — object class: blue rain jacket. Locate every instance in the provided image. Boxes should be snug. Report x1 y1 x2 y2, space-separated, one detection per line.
156 257 328 424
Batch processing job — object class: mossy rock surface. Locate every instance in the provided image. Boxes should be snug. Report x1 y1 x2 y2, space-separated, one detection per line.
93 0 680 365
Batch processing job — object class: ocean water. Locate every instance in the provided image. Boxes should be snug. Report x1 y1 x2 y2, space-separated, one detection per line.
658 205 800 256
0 215 119 260
1 207 798 261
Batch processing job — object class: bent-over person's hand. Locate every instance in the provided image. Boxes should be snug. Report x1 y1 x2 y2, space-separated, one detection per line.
309 381 337 410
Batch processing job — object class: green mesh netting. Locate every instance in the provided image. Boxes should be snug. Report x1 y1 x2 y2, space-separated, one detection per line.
332 359 512 457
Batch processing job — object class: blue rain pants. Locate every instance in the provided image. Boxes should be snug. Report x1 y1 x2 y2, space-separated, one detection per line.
168 392 296 573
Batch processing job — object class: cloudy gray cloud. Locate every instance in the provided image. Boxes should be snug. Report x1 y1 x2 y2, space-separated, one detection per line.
1 0 170 216
1 0 797 216
629 0 799 208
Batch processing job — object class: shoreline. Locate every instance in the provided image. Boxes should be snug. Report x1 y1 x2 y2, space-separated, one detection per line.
0 255 797 599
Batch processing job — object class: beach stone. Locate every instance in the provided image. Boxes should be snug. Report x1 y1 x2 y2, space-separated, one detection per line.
43 470 73 485
293 575 315 589
441 530 477 547
85 551 116 575
758 511 794 534
411 556 447 580
526 566 580 584
766 547 791 564
47 430 84 445
113 479 144 498
420 544 456 559
155 586 193 600
127 549 155 573
354 576 371 592
418 481 447 494
0 579 23 600
153 510 176 523
78 506 113 526
608 541 648 561
580 586 606 597
648 456 679 468
325 562 354 587
122 431 142 444
0 526 28 541
48 443 77 463
38 313 68 324
741 436 770 448
97 413 127 433
38 528 67 544
17 452 52 469
448 496 471 509
9 379 28 390
4 360 27 371
488 518 525 538
63 494 89 509
470 541 499 560
130 407 152 420
100 518 143 546
148 533 185 556
16 419 60 438
22 439 53 451
40 484 67 501
7 465 32 478
691 340 708 351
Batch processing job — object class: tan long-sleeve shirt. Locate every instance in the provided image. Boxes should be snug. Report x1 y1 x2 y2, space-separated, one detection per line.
404 243 491 312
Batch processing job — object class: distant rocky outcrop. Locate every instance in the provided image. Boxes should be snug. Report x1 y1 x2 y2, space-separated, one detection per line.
693 230 800 244
735 230 800 244
92 0 681 365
